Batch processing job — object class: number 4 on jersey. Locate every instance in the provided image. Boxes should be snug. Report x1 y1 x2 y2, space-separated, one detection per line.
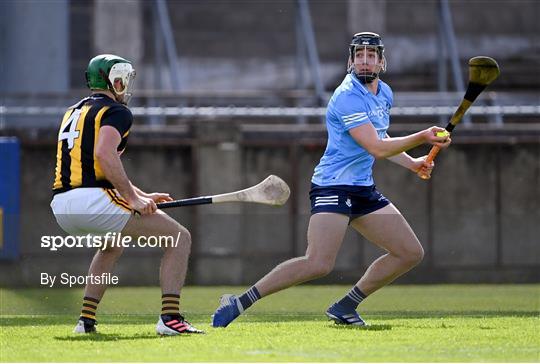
58 109 82 149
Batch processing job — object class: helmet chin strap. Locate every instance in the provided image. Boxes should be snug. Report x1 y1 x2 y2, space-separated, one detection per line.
350 65 379 84
347 62 377 83
354 72 377 84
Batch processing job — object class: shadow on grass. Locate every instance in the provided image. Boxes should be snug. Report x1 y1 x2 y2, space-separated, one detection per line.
241 310 540 322
0 315 154 327
54 333 162 342
2 310 538 327
328 323 392 331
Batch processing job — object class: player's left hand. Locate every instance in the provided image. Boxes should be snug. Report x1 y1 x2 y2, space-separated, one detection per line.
146 192 173 203
411 156 434 175
424 127 452 149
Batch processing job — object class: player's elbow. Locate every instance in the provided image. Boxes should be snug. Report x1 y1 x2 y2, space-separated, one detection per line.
371 151 387 159
366 145 389 159
94 145 113 164
94 147 106 162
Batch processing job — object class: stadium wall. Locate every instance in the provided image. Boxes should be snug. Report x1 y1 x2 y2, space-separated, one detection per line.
0 125 538 287
65 0 540 92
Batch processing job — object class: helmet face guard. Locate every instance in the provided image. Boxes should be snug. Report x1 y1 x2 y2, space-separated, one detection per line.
348 32 386 84
107 63 136 105
85 54 136 105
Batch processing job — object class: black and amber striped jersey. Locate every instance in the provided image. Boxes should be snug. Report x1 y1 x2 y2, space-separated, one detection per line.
52 93 133 194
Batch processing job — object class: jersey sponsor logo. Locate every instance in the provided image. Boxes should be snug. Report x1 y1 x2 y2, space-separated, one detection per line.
368 105 388 119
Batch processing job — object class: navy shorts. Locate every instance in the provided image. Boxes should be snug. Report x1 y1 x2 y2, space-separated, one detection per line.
310 183 390 219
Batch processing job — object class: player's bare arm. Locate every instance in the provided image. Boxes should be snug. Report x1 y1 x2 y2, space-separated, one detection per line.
387 151 422 170
387 152 435 176
385 134 440 175
95 126 157 214
349 123 451 159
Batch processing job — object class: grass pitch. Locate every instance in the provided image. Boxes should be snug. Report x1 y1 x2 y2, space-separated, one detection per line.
1 285 538 362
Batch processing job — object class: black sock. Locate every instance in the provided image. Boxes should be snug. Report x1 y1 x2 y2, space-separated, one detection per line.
336 286 366 310
237 286 261 311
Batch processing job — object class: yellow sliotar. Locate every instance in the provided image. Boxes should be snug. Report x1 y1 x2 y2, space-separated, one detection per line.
436 131 450 138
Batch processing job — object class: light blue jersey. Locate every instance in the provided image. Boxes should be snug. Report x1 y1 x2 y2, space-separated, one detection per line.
312 73 393 186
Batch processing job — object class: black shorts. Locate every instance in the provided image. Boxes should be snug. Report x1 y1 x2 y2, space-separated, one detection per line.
310 183 390 220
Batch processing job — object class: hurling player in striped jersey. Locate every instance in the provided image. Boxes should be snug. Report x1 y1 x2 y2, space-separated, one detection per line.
51 55 203 335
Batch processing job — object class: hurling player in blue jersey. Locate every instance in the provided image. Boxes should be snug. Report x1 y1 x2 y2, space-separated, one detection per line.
213 32 451 327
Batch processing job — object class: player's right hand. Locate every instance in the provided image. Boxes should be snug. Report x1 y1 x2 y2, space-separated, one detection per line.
128 196 157 215
410 155 434 175
424 126 452 149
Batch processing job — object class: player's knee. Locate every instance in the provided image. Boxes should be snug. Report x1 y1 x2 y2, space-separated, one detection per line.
179 225 191 242
402 244 424 267
162 224 191 254
307 257 334 278
176 225 192 251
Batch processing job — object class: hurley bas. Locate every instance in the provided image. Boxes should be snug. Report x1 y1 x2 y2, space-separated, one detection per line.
41 273 119 288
